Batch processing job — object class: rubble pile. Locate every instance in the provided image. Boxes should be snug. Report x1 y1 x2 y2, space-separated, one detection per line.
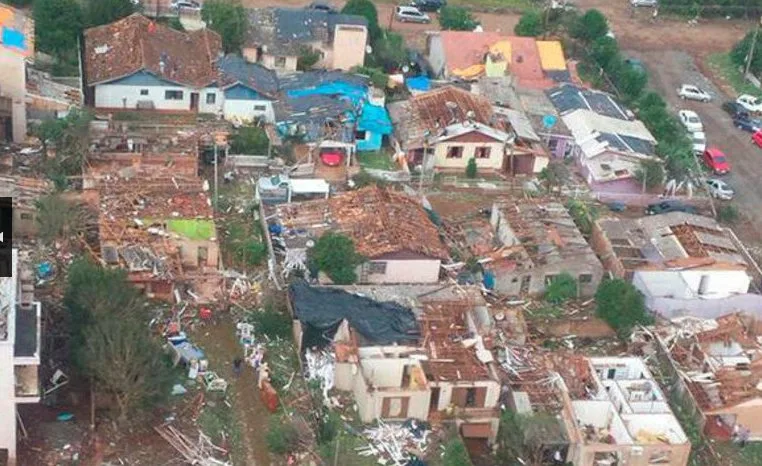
305 348 335 403
357 419 429 466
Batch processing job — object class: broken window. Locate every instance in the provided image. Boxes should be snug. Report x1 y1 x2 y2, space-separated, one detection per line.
275 56 287 68
206 93 216 104
446 146 464 159
579 273 593 283
165 90 183 100
140 89 149 96
198 246 209 266
475 146 491 158
253 104 267 112
544 274 558 285
368 261 387 275
355 130 367 140
465 387 477 407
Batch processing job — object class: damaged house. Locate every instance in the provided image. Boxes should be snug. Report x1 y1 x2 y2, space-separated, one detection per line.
591 212 755 316
243 8 368 72
266 186 449 284
0 250 43 466
662 313 762 440
83 14 223 112
97 176 220 301
488 201 604 297
387 86 547 175
289 282 502 446
0 3 33 143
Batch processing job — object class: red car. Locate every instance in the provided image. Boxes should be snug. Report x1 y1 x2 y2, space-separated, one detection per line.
702 147 730 175
320 151 343 167
753 130 762 148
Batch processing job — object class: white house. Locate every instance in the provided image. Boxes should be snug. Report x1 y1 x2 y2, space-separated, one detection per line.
83 14 223 113
0 250 42 466
217 55 278 124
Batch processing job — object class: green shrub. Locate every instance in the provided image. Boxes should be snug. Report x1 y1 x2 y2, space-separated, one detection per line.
439 6 478 31
247 308 292 340
230 126 269 155
309 232 365 284
717 204 740 224
544 272 578 304
634 159 665 190
443 436 473 466
595 279 654 338
466 157 477 178
514 11 544 37
570 9 608 43
266 415 300 454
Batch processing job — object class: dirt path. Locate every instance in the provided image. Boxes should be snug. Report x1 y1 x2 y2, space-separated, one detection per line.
194 320 272 466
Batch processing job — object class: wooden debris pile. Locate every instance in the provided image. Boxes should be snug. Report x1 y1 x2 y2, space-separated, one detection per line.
154 424 230 466
357 419 429 466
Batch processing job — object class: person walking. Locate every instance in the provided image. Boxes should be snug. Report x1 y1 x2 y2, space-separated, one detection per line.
232 357 243 378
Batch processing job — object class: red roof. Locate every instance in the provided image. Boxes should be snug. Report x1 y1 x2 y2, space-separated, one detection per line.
83 14 222 87
437 32 554 88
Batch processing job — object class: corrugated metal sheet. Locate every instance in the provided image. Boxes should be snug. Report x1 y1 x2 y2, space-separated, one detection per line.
537 41 566 71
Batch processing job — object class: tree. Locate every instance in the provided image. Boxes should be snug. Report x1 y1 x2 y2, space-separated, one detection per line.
496 410 566 466
166 16 185 32
590 36 620 70
230 126 269 154
635 159 665 190
6 0 34 6
443 436 473 466
297 45 322 71
201 0 247 53
37 109 92 188
341 0 380 40
309 232 365 284
36 195 91 244
84 0 134 28
352 66 389 89
595 278 654 338
33 0 84 60
368 31 408 72
539 162 570 194
612 62 648 101
514 11 544 37
717 204 740 224
732 31 762 75
439 6 478 31
544 272 578 304
466 157 477 178
566 199 598 235
570 9 608 43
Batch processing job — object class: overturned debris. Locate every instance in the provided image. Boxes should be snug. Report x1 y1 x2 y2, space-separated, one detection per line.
357 419 430 466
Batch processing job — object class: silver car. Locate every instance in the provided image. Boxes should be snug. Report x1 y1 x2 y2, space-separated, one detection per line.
631 0 657 7
395 6 431 23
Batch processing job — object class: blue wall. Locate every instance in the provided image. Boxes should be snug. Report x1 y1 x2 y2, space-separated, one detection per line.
224 83 267 100
109 71 179 87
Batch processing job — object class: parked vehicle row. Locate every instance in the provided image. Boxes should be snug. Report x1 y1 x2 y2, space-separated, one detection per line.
395 5 431 23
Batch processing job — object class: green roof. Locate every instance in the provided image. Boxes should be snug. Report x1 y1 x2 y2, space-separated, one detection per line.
165 219 216 240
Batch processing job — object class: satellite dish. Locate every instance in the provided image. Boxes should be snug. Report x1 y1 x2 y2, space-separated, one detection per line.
365 45 373 54
542 114 558 129
402 65 410 73
306 240 315 248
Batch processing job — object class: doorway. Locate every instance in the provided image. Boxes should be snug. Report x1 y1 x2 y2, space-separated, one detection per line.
429 387 440 414
190 92 199 111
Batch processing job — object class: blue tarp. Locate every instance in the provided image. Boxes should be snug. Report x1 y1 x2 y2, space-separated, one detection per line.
286 81 367 107
358 103 392 134
406 76 431 92
1 27 26 50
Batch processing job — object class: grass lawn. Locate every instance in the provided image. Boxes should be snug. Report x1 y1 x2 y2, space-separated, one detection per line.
714 441 762 466
706 53 762 98
357 151 396 170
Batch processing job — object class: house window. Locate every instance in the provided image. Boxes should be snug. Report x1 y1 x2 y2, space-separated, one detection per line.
253 104 267 112
355 130 367 140
198 246 208 266
140 89 149 96
465 388 477 407
275 56 287 68
579 273 593 284
206 93 216 104
475 146 491 158
165 90 184 100
544 274 558 285
368 261 387 275
19 212 32 220
446 146 463 159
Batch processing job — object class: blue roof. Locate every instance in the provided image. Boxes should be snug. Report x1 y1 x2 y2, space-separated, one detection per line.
406 76 431 92
358 103 392 134
274 8 367 44
218 54 279 96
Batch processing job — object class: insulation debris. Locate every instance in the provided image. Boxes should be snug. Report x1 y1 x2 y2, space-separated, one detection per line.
304 348 335 404
357 419 429 466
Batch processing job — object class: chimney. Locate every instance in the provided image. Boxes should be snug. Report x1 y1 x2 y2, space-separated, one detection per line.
445 101 458 124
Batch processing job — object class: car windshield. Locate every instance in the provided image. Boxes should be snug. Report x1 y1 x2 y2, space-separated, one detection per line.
713 156 727 164
688 116 700 123
692 135 705 142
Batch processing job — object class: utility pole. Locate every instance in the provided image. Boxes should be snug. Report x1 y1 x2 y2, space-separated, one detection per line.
213 143 219 209
745 17 762 77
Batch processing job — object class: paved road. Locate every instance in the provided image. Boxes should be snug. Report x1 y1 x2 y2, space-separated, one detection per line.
629 49 762 233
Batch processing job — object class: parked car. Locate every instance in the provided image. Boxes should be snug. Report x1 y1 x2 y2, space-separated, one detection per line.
320 151 343 166
306 1 337 13
679 110 703 132
410 0 446 12
645 200 697 215
690 131 706 154
723 101 750 119
171 0 201 10
677 84 712 102
704 178 734 200
733 114 762 133
631 0 657 6
752 130 762 148
395 6 431 23
736 94 762 113
702 147 730 175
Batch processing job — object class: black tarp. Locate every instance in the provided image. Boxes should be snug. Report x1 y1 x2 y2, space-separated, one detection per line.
289 281 420 349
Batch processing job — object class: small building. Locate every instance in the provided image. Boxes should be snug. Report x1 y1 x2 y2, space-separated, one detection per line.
243 8 368 72
255 174 330 204
217 54 279 124
489 201 604 297
388 86 547 174
0 3 34 143
97 176 220 301
0 249 43 466
289 282 501 445
562 109 660 193
83 14 223 113
663 313 762 440
0 175 52 238
266 186 449 284
591 212 754 315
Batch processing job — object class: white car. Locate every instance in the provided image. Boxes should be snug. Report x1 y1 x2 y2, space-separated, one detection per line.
736 94 762 113
705 178 734 200
679 110 703 133
631 0 657 6
690 131 706 154
171 0 201 11
678 84 712 102
395 6 431 23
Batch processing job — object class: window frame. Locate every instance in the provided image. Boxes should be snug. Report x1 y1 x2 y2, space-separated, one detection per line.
164 90 184 100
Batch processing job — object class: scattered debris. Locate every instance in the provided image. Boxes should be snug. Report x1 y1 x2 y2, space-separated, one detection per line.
358 419 430 465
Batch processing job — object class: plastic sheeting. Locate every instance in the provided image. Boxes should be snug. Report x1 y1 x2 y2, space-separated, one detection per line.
406 76 431 92
289 281 420 348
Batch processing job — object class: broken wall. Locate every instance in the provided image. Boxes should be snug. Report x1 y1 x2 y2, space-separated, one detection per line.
431 380 501 411
358 258 441 284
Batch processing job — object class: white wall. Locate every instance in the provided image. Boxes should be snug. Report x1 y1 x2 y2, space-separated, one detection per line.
433 380 501 411
426 34 446 78
633 269 751 300
223 99 275 124
94 84 223 113
433 141 505 170
591 357 651 381
361 358 406 388
0 48 27 143
361 259 441 284
0 341 16 462
621 413 688 444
